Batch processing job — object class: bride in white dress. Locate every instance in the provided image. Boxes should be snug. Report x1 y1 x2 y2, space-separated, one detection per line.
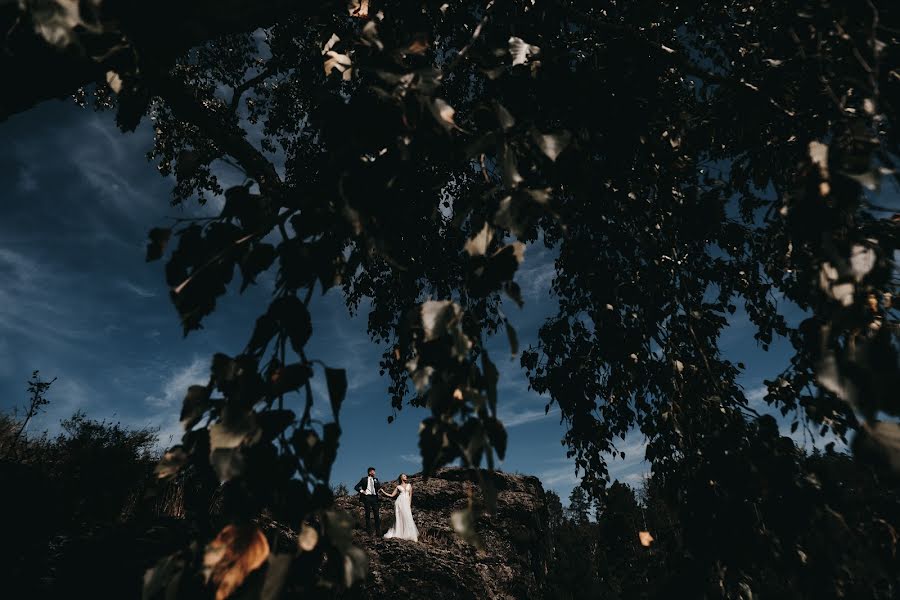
379 473 419 542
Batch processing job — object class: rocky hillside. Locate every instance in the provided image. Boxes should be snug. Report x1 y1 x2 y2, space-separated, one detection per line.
333 468 552 600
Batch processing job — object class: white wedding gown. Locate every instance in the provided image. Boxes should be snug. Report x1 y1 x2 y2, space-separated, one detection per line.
383 483 419 542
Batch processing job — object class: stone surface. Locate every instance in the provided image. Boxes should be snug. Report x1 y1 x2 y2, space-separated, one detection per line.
334 468 552 599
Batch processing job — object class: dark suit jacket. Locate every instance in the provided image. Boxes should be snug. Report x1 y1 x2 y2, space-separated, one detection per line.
355 476 381 496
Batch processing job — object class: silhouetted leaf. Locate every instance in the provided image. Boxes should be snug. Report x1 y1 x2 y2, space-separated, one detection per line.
248 313 278 357
482 352 499 416
257 409 295 443
203 524 270 600
240 243 276 292
180 385 212 431
533 130 571 162
485 416 507 460
322 510 354 552
146 228 172 262
325 367 348 420
431 98 457 130
508 36 540 66
175 149 201 178
270 296 313 353
210 448 246 482
115 81 149 132
155 446 188 480
259 554 293 600
505 321 519 356
464 222 493 257
210 415 260 451
504 281 524 308
853 421 900 473
297 525 319 552
323 51 353 80
343 546 368 588
494 102 515 130
268 362 313 396
142 552 186 600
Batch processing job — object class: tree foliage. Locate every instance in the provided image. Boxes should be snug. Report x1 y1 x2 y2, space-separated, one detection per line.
545 441 900 599
1 403 165 598
567 486 591 525
2 0 899 597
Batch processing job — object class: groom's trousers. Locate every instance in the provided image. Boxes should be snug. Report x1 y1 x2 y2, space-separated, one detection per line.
362 494 381 534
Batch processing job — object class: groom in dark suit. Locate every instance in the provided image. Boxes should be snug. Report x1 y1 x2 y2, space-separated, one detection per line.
354 467 383 535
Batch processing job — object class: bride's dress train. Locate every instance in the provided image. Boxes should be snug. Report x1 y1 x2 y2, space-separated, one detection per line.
383 483 418 542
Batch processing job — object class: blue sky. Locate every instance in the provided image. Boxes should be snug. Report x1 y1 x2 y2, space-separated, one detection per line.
0 98 841 504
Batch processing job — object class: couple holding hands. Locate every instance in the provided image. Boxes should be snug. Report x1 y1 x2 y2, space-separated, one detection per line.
354 467 419 542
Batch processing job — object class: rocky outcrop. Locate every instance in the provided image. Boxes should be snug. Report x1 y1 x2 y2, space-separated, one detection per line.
334 468 552 599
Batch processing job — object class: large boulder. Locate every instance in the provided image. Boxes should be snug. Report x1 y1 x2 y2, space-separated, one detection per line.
334 468 552 599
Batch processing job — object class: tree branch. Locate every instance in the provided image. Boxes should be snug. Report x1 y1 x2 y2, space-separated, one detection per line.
0 0 319 121
230 66 277 112
572 14 798 118
148 70 283 198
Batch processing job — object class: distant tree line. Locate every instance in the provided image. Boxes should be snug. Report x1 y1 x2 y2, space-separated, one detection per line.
0 373 191 598
544 419 900 599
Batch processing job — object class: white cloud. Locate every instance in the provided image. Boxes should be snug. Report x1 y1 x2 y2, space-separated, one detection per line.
69 116 160 218
0 247 96 348
138 357 209 449
535 435 649 499
500 406 560 428
144 356 208 409
400 453 420 464
538 463 580 488
606 437 649 484
516 255 556 299
117 279 157 298
746 384 768 404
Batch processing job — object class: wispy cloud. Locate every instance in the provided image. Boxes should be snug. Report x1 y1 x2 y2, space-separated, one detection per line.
400 453 420 464
516 251 556 300
117 279 157 298
0 247 97 348
535 434 649 499
139 357 209 449
606 436 649 484
500 406 560 428
70 117 160 219
538 463 580 488
779 418 847 453
144 357 208 409
17 166 37 193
